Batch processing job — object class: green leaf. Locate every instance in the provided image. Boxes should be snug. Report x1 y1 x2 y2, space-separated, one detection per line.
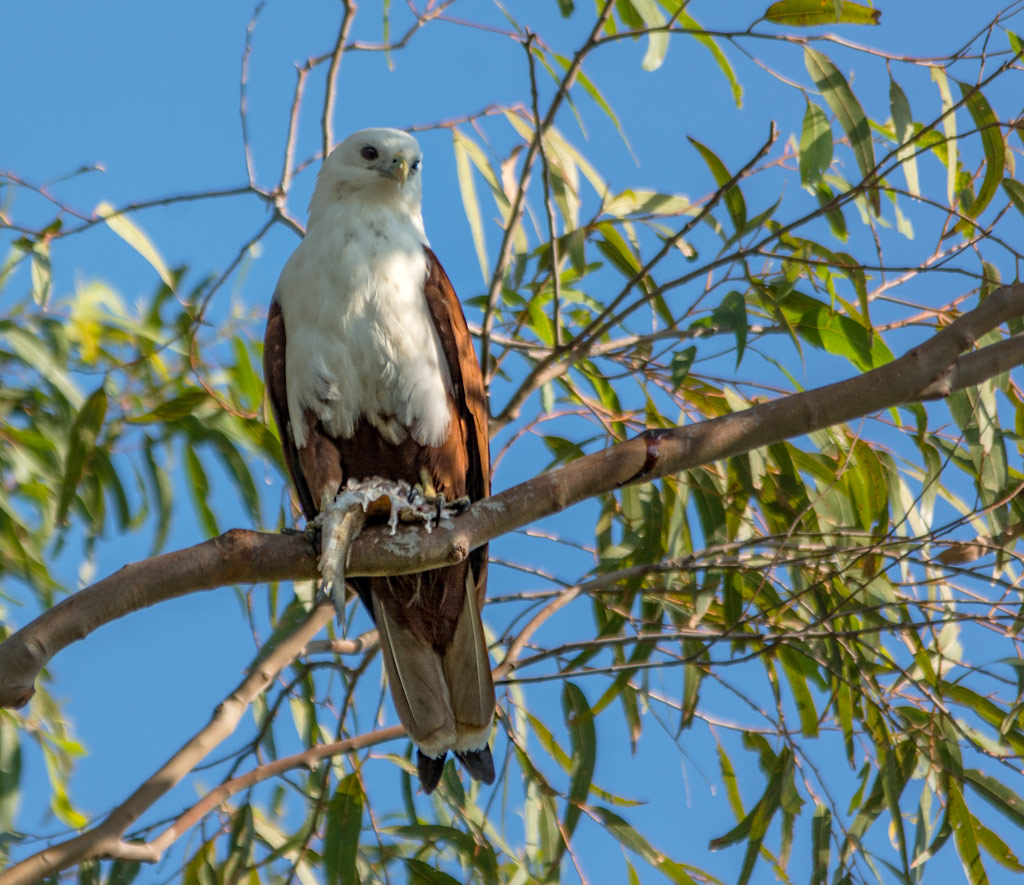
974 820 1024 873
710 747 792 885
804 47 879 213
223 805 255 883
0 715 21 834
596 222 644 281
56 384 108 525
554 52 629 144
588 806 698 883
796 306 892 371
779 647 819 736
129 389 210 424
949 780 989 885
404 859 463 884
106 860 142 885
963 768 1024 828
561 683 597 846
1003 179 1024 217
324 773 364 885
800 100 833 186
811 804 831 884
712 291 748 367
764 0 880 26
2 325 83 407
676 9 743 107
959 81 1004 217
670 346 696 390
390 825 499 884
688 137 747 233
210 432 261 524
143 437 173 554
184 445 218 537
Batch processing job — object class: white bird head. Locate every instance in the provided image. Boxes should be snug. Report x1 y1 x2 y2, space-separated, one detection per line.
308 128 424 228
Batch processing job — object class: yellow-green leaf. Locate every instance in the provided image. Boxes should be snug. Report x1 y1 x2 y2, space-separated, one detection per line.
452 131 489 283
324 773 364 885
889 76 920 196
930 66 958 208
800 100 832 186
765 0 880 26
95 201 174 290
626 0 669 71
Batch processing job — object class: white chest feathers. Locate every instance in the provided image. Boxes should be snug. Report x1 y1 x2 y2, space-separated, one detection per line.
276 204 453 450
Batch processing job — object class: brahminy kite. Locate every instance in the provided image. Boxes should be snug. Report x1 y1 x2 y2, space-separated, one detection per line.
263 128 494 793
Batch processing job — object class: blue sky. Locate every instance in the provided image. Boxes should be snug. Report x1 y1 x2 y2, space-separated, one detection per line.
3 1 1023 882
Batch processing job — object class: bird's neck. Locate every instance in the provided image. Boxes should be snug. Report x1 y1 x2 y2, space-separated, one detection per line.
307 184 425 239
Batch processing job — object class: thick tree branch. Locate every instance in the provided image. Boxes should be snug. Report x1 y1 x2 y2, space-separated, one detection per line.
1 284 1020 710
0 598 336 885
0 530 318 708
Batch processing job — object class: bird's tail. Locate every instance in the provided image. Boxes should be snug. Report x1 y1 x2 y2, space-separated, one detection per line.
372 565 495 793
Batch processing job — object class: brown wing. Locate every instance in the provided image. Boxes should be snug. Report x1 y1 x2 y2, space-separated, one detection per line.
422 247 490 602
263 296 320 520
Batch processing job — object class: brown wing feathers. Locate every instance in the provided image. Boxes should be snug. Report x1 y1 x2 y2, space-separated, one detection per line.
264 251 494 793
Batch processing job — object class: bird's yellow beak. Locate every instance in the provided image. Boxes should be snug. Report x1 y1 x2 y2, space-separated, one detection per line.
386 153 410 185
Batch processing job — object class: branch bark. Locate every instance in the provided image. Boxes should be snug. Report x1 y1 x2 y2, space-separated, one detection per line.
0 598 336 885
0 284 1020 710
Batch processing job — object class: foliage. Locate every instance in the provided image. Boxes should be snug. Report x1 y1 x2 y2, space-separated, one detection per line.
2 1 1024 883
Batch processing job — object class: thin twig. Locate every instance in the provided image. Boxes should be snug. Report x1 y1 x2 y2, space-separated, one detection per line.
525 31 563 349
480 0 617 384
321 2 358 161
239 2 264 187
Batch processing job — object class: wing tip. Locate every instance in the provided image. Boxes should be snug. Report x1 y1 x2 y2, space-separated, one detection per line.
417 750 447 794
456 745 496 785
416 745 496 793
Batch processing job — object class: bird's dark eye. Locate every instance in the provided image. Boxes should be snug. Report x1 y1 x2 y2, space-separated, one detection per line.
360 145 379 161
410 159 421 173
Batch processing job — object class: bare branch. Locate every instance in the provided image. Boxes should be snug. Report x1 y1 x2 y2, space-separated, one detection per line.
321 1 358 161
112 725 404 866
524 31 563 349
0 530 317 708
480 0 617 384
239 2 264 187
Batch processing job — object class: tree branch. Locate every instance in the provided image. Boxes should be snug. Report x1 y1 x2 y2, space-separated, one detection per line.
321 1 358 161
480 0 617 384
0 598 337 885
1 284 1020 709
105 725 404 866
